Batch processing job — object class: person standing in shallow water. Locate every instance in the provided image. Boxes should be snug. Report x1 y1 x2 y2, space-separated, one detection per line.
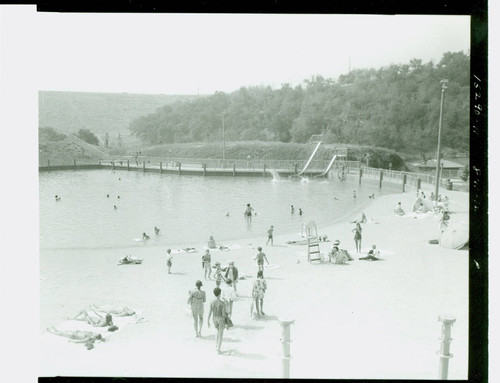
188 280 206 337
207 287 227 354
166 248 173 274
245 203 254 220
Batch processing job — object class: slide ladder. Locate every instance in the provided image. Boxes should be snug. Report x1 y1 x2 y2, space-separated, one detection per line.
298 141 322 176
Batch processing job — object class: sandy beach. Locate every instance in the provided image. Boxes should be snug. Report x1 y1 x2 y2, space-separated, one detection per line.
39 185 469 379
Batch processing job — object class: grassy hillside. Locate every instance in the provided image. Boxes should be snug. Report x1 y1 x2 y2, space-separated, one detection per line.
38 91 197 145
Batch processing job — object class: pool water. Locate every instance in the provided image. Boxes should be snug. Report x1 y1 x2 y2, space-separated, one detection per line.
39 169 400 250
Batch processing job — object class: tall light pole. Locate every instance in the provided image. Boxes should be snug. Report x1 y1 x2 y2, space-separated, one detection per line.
222 112 226 167
434 79 448 203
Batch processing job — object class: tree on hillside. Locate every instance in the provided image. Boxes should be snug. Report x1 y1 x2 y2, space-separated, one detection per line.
39 127 67 142
76 129 99 145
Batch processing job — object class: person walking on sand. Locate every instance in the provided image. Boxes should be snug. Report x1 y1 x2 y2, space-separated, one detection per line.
291 205 295 214
224 261 239 293
266 225 274 246
352 222 362 253
188 280 206 337
254 247 270 276
221 278 237 325
207 287 227 354
166 248 173 274
252 270 267 317
202 249 212 280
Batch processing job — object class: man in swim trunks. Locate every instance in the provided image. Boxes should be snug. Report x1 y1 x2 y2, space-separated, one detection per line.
266 226 274 246
207 287 227 354
245 203 254 220
166 248 173 274
254 247 270 276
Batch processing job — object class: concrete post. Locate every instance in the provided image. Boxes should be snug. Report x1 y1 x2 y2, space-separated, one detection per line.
143 161 146 171
127 160 130 170
203 163 207 176
233 163 236 177
402 174 407 192
99 159 101 166
379 170 383 189
417 178 421 190
437 314 456 380
359 167 363 185
279 318 295 379
112 161 115 170
178 162 182 175
160 162 162 174
294 163 298 175
73 159 77 170
263 164 266 176
47 159 50 169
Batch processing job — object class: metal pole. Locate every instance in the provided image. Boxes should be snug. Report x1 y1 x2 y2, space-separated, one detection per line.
222 112 226 168
434 80 448 205
279 318 295 379
437 314 456 380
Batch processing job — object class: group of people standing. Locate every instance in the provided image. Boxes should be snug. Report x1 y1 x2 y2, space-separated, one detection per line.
183 246 270 354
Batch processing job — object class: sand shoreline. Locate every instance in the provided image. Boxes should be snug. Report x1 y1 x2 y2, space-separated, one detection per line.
40 185 469 379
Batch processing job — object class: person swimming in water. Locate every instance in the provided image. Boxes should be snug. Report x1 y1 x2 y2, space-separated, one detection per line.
154 226 160 235
142 232 150 240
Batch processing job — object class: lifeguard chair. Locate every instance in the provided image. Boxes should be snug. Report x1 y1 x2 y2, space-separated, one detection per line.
304 221 321 263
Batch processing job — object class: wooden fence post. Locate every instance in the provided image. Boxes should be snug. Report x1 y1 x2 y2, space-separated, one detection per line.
112 161 115 170
143 161 146 171
417 178 421 190
359 168 363 185
203 163 207 176
402 174 407 192
160 162 162 174
263 164 267 176
47 159 50 170
379 170 383 189
233 163 236 177
127 160 130 170
73 159 77 170
178 162 182 175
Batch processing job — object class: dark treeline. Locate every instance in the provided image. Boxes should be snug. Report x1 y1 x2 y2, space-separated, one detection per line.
129 51 469 152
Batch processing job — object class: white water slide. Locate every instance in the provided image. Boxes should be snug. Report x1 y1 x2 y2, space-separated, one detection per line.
297 142 322 176
315 154 338 177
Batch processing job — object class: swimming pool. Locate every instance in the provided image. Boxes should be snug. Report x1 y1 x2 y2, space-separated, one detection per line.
39 169 400 250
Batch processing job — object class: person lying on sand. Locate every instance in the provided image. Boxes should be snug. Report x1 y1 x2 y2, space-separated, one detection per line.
47 326 104 350
91 304 136 317
359 245 382 261
70 309 114 328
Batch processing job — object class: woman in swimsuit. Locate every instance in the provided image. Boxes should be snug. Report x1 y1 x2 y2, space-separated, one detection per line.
188 280 206 337
352 222 362 253
47 326 104 350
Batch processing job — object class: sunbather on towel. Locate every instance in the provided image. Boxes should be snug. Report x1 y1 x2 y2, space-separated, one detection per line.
47 326 104 350
91 304 136 317
70 309 114 328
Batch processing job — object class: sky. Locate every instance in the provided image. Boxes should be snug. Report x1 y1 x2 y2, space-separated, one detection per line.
31 12 471 95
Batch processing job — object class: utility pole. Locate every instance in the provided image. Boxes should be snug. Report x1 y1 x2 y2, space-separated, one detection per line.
222 112 226 167
434 79 448 203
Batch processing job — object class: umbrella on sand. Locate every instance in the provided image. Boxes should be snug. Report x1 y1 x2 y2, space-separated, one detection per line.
440 220 468 249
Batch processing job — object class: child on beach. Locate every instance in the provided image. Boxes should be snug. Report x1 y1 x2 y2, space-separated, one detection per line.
352 222 362 253
224 261 239 293
208 236 217 249
394 202 405 216
266 226 274 246
213 262 226 287
188 280 206 337
166 249 173 274
154 226 160 235
359 245 382 261
221 278 237 326
252 270 267 317
291 205 295 214
254 247 270 276
202 250 212 280
207 287 227 354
